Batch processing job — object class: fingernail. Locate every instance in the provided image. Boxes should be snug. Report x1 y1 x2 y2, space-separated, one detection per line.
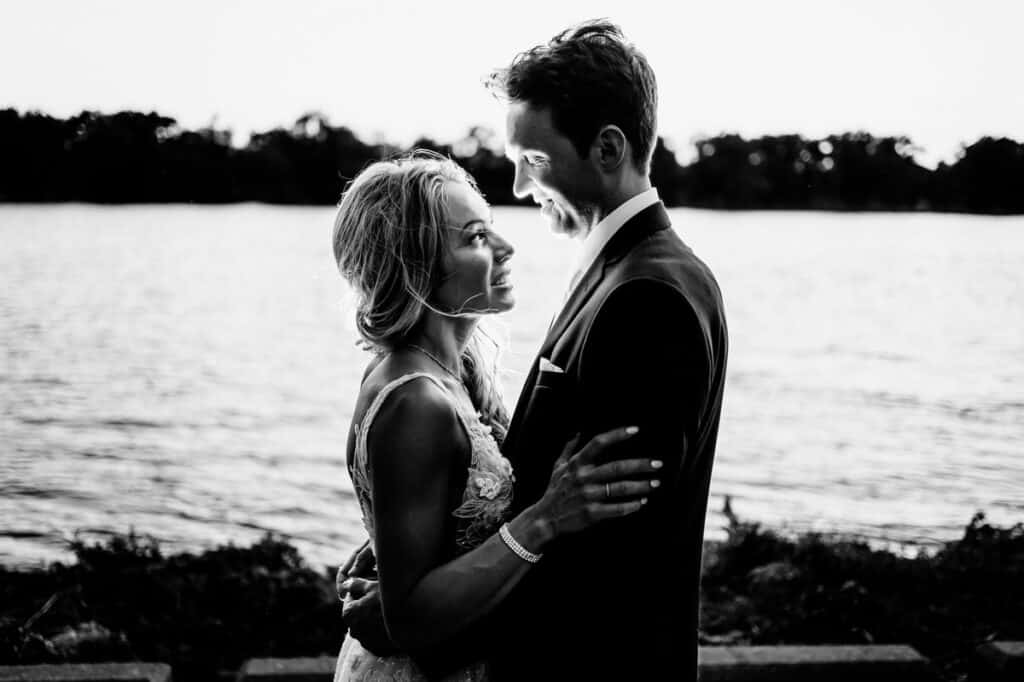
650 479 661 488
641 497 648 505
651 460 663 469
625 426 639 435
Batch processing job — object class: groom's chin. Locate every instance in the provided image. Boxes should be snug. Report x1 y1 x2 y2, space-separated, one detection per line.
545 212 584 238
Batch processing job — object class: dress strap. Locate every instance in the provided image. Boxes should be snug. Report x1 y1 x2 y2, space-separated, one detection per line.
355 372 452 465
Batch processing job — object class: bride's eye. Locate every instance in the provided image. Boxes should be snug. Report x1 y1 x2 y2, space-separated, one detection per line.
469 230 489 245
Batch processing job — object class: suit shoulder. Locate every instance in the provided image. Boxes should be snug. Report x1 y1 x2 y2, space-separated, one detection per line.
595 226 728 353
621 228 716 282
590 278 693 332
611 231 724 318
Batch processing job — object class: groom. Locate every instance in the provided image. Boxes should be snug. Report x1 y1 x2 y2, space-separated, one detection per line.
340 20 727 681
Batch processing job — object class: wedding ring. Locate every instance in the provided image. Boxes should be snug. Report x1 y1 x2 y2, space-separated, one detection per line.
605 483 611 499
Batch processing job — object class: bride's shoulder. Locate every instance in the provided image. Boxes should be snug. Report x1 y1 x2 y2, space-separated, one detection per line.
364 380 468 475
357 357 465 457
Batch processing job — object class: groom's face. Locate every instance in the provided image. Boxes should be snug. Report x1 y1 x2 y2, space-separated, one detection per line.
504 101 600 238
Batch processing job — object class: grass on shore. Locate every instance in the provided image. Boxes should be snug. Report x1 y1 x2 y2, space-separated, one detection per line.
698 512 1023 680
1 512 1021 681
0 534 341 680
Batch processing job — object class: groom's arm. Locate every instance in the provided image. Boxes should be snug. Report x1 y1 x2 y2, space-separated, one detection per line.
579 278 710 493
552 276 710 659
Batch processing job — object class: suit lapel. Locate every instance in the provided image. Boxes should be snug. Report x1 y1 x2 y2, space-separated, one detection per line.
540 202 672 357
503 202 672 465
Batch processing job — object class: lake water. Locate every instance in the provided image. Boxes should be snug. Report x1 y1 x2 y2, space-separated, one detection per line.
2 204 1022 569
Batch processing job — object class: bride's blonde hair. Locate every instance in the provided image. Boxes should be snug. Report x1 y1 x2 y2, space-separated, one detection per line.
332 150 509 443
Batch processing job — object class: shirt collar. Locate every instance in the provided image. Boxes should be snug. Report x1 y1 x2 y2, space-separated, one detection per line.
572 187 660 281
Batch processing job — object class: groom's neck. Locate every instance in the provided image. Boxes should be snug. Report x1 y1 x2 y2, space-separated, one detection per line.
587 173 653 231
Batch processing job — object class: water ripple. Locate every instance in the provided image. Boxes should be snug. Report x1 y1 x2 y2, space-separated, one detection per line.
2 205 1022 569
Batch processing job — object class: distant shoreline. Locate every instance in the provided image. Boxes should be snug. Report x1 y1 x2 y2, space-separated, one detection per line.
3 108 1022 214
4 199 1024 216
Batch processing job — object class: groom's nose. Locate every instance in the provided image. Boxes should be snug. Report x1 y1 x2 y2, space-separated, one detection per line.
511 159 531 200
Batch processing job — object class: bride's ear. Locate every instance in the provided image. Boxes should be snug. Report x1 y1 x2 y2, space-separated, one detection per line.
591 125 628 171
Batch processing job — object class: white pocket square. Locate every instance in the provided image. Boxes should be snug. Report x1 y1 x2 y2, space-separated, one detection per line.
539 357 564 374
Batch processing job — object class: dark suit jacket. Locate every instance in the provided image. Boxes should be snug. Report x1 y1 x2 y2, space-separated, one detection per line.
486 202 729 681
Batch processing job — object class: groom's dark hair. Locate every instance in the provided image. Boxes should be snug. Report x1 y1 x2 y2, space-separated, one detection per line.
486 19 658 174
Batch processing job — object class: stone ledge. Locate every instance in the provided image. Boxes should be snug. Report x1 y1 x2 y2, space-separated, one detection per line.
18 644 1024 681
236 657 336 682
972 641 1024 682
698 644 939 681
0 663 171 682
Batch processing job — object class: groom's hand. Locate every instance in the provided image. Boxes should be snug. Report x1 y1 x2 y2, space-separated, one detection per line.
341 580 398 656
336 539 377 598
335 540 398 656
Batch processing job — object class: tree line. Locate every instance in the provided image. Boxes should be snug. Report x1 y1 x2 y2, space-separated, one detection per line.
1 108 1021 213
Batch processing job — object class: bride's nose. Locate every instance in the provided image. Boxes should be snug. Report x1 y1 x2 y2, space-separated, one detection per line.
492 231 515 262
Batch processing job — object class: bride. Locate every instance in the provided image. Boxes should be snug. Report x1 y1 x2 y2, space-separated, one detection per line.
330 151 661 680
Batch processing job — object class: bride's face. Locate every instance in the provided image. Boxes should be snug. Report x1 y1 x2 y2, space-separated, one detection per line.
432 181 516 316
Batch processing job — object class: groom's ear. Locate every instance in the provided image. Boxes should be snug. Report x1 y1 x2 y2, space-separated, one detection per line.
592 125 628 172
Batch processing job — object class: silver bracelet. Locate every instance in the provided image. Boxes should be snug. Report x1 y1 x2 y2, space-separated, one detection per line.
499 522 543 564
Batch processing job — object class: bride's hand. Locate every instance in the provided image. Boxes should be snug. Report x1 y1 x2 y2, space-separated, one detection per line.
530 426 661 541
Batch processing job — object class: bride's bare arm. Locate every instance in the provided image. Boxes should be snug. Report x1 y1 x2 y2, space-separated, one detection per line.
367 379 658 654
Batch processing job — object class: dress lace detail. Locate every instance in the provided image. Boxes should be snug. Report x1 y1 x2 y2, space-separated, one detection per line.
337 371 514 681
449 404 514 553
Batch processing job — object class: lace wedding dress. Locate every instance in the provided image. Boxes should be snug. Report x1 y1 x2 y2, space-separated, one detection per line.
334 372 515 682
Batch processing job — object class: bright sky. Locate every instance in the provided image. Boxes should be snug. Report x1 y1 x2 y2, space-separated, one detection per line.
3 0 1021 165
